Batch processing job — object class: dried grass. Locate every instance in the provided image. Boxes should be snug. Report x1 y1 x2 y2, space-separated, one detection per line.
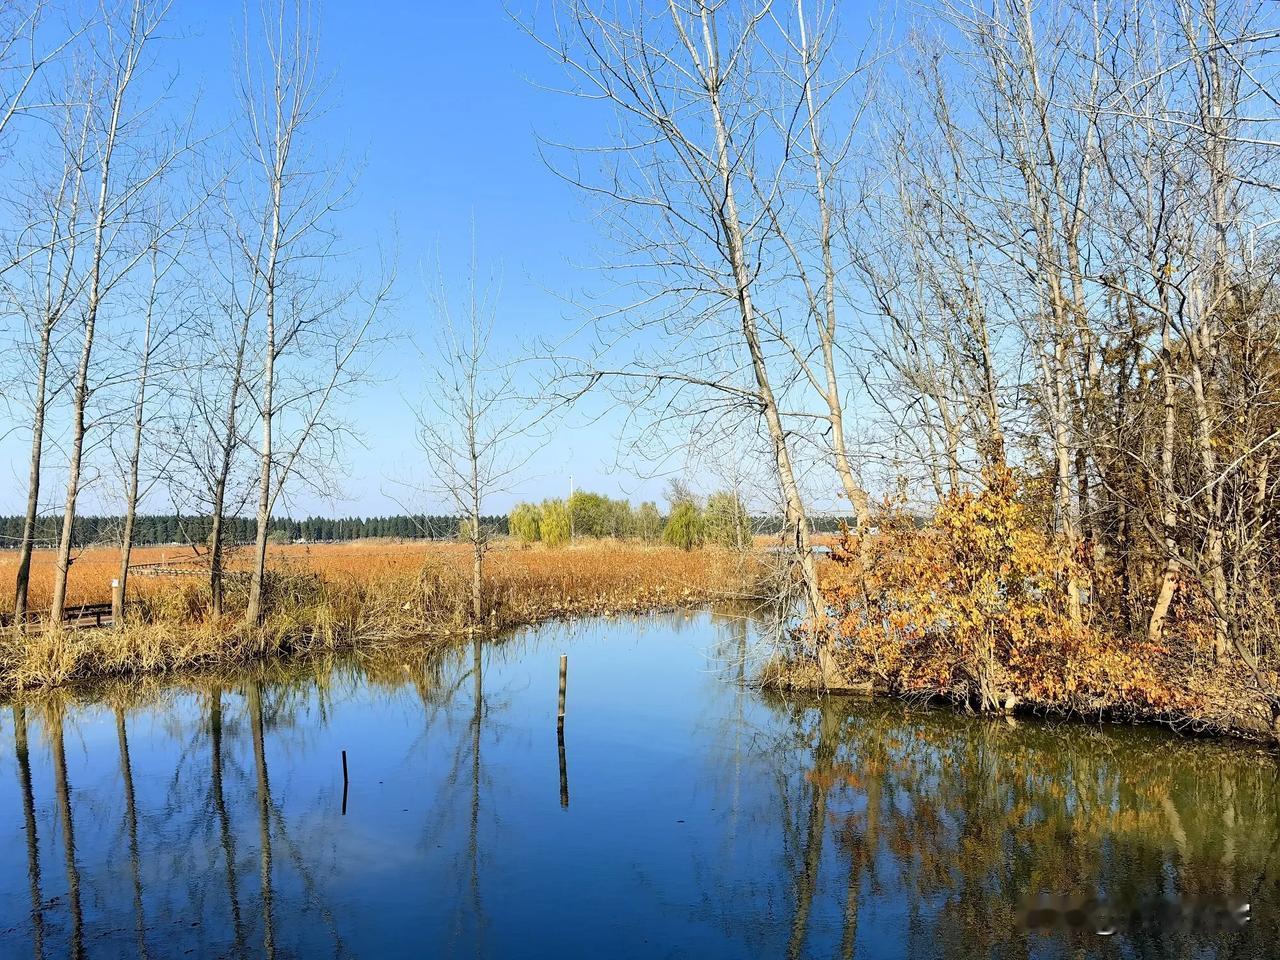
0 540 760 693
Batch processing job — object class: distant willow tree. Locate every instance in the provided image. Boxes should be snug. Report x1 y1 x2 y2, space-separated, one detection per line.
662 501 704 551
567 490 633 539
508 503 541 546
539 499 571 547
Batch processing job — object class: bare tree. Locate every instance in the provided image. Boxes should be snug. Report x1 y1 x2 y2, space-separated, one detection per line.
413 253 538 625
525 0 838 681
162 192 264 618
113 213 188 623
3 2 93 622
6 90 93 623
234 0 390 624
49 0 184 623
763 0 878 533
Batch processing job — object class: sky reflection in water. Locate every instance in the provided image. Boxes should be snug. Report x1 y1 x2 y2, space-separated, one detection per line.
0 608 1275 959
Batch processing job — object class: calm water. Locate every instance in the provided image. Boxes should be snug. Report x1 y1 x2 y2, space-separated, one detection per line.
0 609 1275 959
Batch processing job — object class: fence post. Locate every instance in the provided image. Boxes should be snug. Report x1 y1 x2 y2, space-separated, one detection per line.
111 579 123 626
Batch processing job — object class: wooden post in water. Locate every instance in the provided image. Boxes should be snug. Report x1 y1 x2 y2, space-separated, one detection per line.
111 579 123 626
341 750 349 816
557 654 567 729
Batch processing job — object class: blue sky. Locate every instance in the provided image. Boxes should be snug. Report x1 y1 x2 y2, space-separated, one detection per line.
1 1 879 519
228 0 619 515
0 1 674 517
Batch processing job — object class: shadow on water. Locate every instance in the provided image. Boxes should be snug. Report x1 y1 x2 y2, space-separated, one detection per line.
0 607 1275 959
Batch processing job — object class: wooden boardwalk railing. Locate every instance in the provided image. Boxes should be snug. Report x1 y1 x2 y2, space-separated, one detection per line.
0 601 117 630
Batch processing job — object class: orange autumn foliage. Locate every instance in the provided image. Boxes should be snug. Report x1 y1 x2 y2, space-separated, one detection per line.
821 467 1183 716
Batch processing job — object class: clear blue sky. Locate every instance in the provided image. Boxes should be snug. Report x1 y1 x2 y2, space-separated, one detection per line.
1 1 871 519
1 1 669 518
225 0 622 516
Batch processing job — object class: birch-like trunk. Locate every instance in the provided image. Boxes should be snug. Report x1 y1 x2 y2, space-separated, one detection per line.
14 323 52 624
50 1 146 623
115 274 158 626
245 173 284 625
693 5 832 681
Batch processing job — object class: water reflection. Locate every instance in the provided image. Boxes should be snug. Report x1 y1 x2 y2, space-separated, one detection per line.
0 609 1275 959
12 704 44 960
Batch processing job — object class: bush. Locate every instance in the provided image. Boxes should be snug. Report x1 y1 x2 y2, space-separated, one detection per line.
540 498 571 547
818 466 1175 714
662 501 704 551
508 502 541 545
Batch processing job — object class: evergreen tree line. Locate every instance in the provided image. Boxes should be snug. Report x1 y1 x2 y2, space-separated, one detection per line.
0 514 511 550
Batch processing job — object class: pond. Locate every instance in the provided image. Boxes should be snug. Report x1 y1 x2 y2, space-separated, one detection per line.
0 608 1274 959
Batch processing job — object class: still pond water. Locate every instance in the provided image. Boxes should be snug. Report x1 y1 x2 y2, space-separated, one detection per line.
0 609 1276 959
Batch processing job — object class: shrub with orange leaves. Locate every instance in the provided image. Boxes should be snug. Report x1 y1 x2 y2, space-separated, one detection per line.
821 466 1180 716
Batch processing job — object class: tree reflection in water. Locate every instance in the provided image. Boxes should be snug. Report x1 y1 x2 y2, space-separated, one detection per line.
0 610 1274 959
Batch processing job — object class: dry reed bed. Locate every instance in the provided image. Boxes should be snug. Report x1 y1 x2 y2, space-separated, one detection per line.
0 542 758 693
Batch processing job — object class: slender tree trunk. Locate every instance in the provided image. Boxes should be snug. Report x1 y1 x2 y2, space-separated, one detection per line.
116 293 155 626
245 274 278 624
245 144 285 625
14 323 52 625
695 5 831 681
795 1 871 535
51 322 96 623
1148 301 1179 643
470 410 482 624
245 333 274 624
50 8 138 622
209 314 252 618
209 483 228 617
1190 352 1228 658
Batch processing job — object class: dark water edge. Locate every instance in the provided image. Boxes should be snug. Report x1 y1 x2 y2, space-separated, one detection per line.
0 607 1275 959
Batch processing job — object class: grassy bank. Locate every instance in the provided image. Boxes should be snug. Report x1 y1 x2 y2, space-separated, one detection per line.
0 542 760 693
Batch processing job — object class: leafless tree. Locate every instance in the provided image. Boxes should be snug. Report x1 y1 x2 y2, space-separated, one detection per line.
48 0 190 623
6 89 93 623
2 2 94 622
413 253 539 625
113 212 189 623
233 0 390 624
524 0 839 681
